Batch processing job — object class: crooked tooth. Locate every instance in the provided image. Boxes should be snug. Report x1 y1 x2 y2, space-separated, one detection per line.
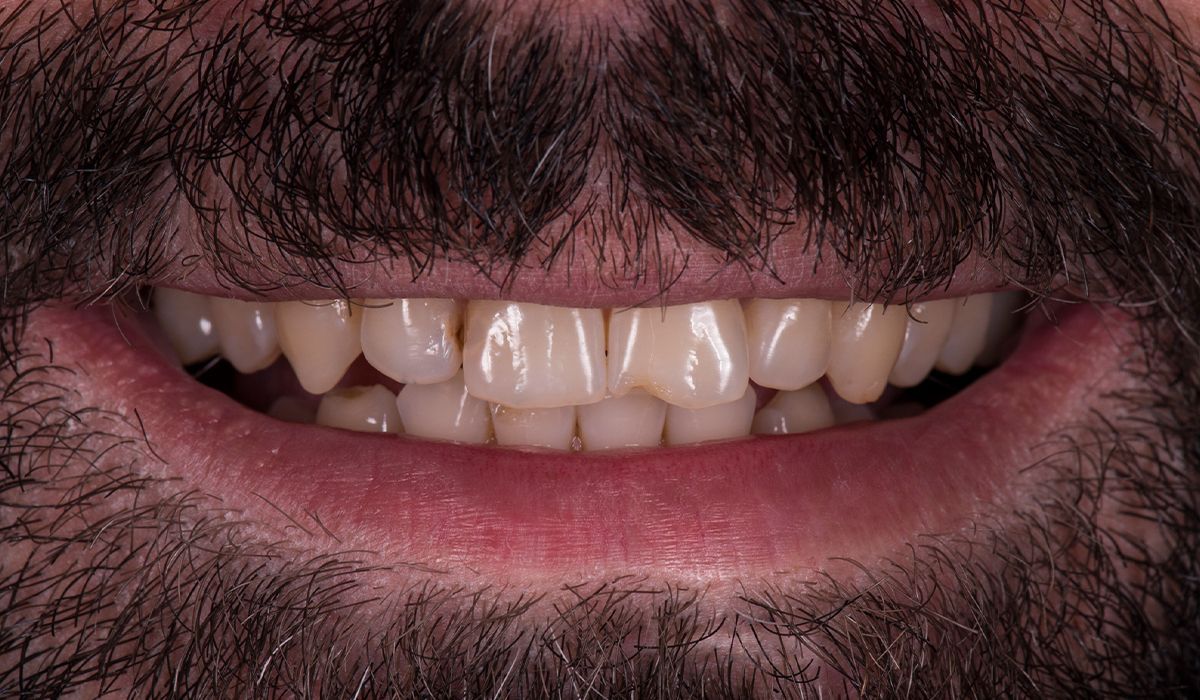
315 385 402 434
888 299 956 388
464 301 605 409
663 386 755 445
744 299 832 391
826 303 906 404
209 298 281 374
153 288 219 365
395 371 492 444
276 300 363 394
577 390 667 451
361 298 462 385
935 294 992 375
491 404 576 450
976 291 1024 366
751 385 835 435
608 301 749 409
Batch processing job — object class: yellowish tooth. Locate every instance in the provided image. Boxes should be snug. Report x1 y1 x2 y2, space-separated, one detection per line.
743 298 832 391
209 298 281 374
395 371 492 444
607 300 749 409
153 288 219 365
361 298 462 385
491 404 577 450
276 300 364 394
888 299 956 388
976 291 1024 366
751 385 835 435
663 386 756 445
577 390 667 451
464 301 606 409
935 294 993 375
315 385 402 434
826 302 906 404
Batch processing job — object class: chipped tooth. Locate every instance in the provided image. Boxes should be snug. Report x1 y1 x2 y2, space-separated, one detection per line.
577 390 667 451
976 291 1024 366
935 294 993 375
826 303 906 404
888 299 956 388
209 298 281 374
744 299 832 391
491 404 577 450
751 385 835 435
464 301 606 409
395 371 492 444
315 385 402 434
276 300 364 394
361 298 462 385
663 386 755 446
608 301 749 409
153 288 219 365
267 396 316 424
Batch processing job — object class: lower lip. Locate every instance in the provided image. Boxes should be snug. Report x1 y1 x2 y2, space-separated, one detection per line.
34 302 1128 580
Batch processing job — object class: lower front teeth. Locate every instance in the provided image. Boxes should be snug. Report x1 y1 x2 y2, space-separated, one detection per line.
316 385 403 434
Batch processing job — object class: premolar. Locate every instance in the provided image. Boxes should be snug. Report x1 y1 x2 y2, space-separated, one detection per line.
209 298 280 374
744 298 831 391
395 371 492 444
276 300 364 394
315 385 402 434
888 299 956 388
936 294 992 374
154 288 219 365
361 298 462 385
826 303 906 404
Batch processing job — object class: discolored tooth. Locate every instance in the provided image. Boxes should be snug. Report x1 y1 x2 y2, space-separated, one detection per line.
153 288 219 365
577 390 667 451
464 301 605 409
268 396 316 424
608 301 749 409
361 298 462 385
395 371 492 444
664 386 755 446
276 300 363 394
209 298 280 374
976 291 1024 366
935 294 992 375
316 385 402 434
826 303 906 404
751 385 835 436
743 298 832 391
491 404 576 450
888 299 956 388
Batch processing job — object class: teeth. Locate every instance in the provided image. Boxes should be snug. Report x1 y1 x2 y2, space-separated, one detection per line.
153 288 219 365
209 298 281 374
577 390 667 451
361 298 463 385
395 371 492 444
464 301 606 409
315 385 402 434
751 385 835 435
607 301 749 409
976 291 1024 366
826 303 906 404
743 299 832 391
491 404 577 450
663 386 756 446
888 299 956 388
267 396 316 424
935 294 993 375
276 300 364 394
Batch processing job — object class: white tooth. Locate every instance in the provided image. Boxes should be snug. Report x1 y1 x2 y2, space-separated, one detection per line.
887 299 956 388
607 301 749 409
153 288 219 365
464 301 606 409
976 291 1024 366
743 298 832 391
361 298 462 385
826 303 906 404
395 371 492 444
751 385 835 435
267 396 316 424
209 298 281 373
276 300 363 394
935 294 993 375
491 404 576 450
663 386 755 446
315 385 402 434
577 390 667 451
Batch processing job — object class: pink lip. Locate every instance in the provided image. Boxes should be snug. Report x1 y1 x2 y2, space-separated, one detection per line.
32 301 1129 580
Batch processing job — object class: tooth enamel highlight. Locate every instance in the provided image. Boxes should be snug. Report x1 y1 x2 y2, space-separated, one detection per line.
315 385 402 434
935 294 993 375
826 303 906 404
395 371 492 444
361 298 463 385
888 299 956 388
751 385 835 435
464 301 606 409
607 301 749 409
577 390 667 451
276 300 364 394
744 298 832 391
663 386 755 445
209 298 281 374
491 404 577 450
153 288 219 365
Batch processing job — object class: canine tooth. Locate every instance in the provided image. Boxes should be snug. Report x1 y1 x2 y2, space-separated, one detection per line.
464 301 605 409
395 371 492 444
751 385 835 435
361 298 462 385
316 385 402 434
936 294 992 374
577 390 667 451
276 300 364 394
826 303 906 403
663 386 755 445
744 298 832 390
976 291 1024 366
888 299 956 388
209 298 280 373
608 301 749 409
491 404 577 450
153 288 219 364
